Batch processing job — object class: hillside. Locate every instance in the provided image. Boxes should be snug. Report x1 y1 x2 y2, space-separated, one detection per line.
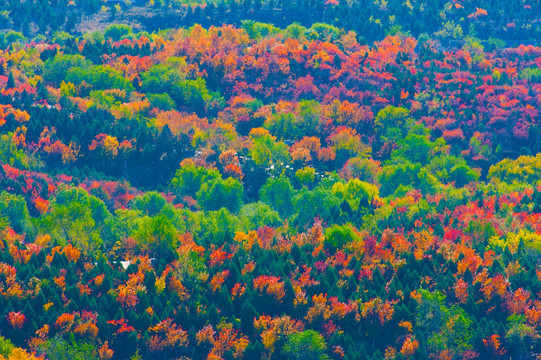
0 6 540 360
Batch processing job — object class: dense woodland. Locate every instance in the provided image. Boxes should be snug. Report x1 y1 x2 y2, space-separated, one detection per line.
1 0 541 44
0 5 540 360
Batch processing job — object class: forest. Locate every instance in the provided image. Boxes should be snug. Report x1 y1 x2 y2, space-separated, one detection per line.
0 2 540 360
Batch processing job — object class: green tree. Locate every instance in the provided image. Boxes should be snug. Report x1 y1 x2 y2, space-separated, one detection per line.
130 191 167 217
104 24 132 41
375 106 412 142
378 159 421 196
40 187 110 255
43 54 91 84
133 214 178 260
0 192 33 236
38 335 98 360
170 161 220 199
171 78 213 115
0 132 30 169
324 223 358 252
488 154 541 185
281 330 329 360
505 314 540 359
66 65 134 93
239 202 281 229
293 186 341 228
331 178 378 210
428 155 479 186
250 133 291 171
6 70 15 88
0 336 14 358
393 125 435 165
415 289 474 359
196 177 244 213
260 176 295 218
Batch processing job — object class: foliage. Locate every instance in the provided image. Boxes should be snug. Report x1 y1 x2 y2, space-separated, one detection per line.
0 18 539 360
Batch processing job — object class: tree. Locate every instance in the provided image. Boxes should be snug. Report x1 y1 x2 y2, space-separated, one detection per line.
170 160 220 200
6 71 15 89
104 24 132 41
414 290 474 359
40 187 110 255
375 106 412 142
239 202 281 228
260 176 295 218
37 336 98 360
505 314 540 358
43 55 91 84
393 125 435 165
133 214 178 261
0 192 33 235
0 336 14 358
130 192 167 217
281 330 329 360
249 130 291 172
292 186 341 228
378 160 421 196
196 177 244 213
324 223 358 252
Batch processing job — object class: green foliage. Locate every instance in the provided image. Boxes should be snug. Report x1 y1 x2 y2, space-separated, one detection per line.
487 37 506 51
43 55 92 84
264 112 296 140
449 163 479 187
147 93 176 111
3 31 26 46
379 160 421 196
170 161 220 199
82 31 104 44
375 106 412 142
38 335 98 360
66 65 134 92
284 23 307 40
308 23 340 41
505 314 540 358
250 134 291 170
520 67 541 82
295 167 316 187
0 133 30 169
104 24 133 41
415 290 473 359
393 125 435 165
264 101 320 140
196 177 244 213
52 31 74 45
324 223 357 252
332 178 378 210
0 336 14 358
173 77 212 113
241 20 280 39
133 214 178 260
141 61 220 114
141 60 187 94
281 330 328 360
292 186 341 228
0 192 33 236
488 154 541 185
40 187 110 254
187 208 243 245
427 155 479 187
239 202 281 229
260 176 295 218
130 191 167 217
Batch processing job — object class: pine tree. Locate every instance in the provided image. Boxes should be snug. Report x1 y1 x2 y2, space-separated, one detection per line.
7 71 15 88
